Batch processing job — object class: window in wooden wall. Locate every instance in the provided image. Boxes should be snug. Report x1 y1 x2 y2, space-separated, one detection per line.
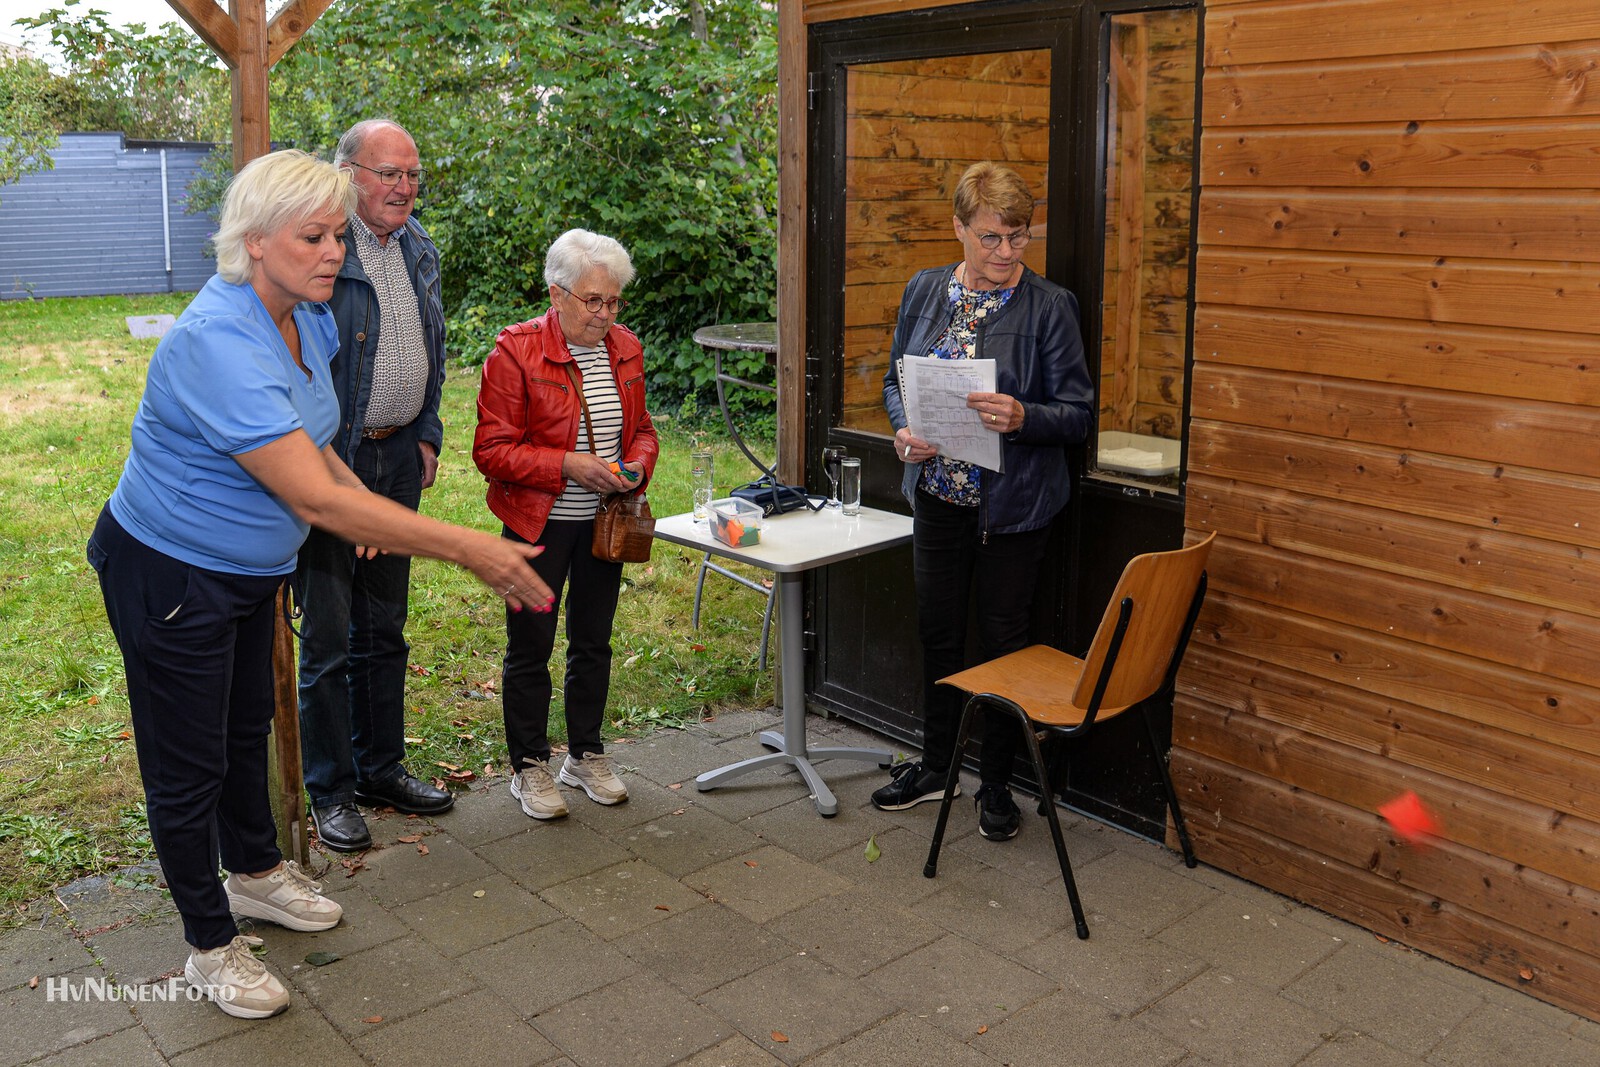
1094 7 1197 494
839 50 1053 433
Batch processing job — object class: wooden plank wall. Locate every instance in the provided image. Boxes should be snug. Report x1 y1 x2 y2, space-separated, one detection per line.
840 51 1051 430
1099 12 1196 439
1181 0 1600 1021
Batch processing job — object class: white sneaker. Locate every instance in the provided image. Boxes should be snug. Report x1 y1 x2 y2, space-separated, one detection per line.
511 759 568 819
559 752 628 805
184 935 289 1019
225 861 343 932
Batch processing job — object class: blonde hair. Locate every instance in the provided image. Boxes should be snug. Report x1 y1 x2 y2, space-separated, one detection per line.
952 162 1035 228
213 150 356 284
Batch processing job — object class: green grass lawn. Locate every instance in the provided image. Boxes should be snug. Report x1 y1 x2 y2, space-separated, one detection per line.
0 293 776 917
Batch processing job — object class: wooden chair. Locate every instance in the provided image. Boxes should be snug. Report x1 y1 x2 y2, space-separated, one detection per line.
922 531 1216 939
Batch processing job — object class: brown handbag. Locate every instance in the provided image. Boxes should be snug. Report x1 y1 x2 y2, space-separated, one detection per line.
564 362 655 563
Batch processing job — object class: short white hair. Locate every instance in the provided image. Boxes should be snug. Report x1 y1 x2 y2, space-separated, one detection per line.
544 229 635 292
213 150 356 285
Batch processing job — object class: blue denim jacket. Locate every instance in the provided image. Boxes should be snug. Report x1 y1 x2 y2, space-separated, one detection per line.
327 216 446 462
882 263 1092 536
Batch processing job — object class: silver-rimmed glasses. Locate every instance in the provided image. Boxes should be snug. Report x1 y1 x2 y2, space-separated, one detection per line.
347 161 425 187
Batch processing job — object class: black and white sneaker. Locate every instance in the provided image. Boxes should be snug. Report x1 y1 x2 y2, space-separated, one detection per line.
975 783 1021 841
870 760 958 811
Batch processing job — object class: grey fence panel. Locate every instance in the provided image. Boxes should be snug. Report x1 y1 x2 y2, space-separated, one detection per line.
0 132 219 300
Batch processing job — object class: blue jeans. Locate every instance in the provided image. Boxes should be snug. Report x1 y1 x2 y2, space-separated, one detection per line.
296 425 422 807
912 490 1052 787
89 507 283 950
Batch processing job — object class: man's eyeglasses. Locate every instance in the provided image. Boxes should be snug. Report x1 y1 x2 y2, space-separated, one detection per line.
969 227 1032 251
555 282 628 315
348 161 424 187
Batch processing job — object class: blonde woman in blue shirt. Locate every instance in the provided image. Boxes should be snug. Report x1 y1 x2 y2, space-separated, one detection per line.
87 150 553 1019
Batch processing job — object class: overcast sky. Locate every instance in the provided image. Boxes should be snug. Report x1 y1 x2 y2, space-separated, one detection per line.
1 1 237 53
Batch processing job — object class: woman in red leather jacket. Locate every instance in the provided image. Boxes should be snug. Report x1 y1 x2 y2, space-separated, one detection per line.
473 229 659 821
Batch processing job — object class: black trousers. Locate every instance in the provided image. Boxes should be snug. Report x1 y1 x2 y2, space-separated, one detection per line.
501 519 623 770
88 508 283 950
912 490 1051 787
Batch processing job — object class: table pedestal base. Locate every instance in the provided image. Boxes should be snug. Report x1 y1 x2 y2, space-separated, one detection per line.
695 729 893 817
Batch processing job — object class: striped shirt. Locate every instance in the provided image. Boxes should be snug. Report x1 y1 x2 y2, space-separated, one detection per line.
550 342 624 521
349 213 429 429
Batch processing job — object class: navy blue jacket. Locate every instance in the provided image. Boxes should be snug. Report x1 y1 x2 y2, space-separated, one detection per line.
882 263 1092 535
327 216 446 462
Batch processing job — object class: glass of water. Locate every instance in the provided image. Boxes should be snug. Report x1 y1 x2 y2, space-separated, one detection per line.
690 448 713 524
839 456 862 516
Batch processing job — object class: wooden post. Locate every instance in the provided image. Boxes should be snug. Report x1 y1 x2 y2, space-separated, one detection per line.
161 0 337 866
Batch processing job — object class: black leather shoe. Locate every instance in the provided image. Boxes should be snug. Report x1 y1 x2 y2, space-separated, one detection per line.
312 802 371 852
354 770 455 815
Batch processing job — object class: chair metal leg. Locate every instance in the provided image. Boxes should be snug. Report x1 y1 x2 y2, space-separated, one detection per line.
1140 706 1197 868
923 699 979 879
1018 720 1091 938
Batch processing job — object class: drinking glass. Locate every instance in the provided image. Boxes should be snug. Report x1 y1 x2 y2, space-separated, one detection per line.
690 448 714 524
822 445 846 508
839 457 862 516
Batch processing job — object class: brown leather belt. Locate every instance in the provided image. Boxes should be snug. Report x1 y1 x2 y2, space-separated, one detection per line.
362 425 400 440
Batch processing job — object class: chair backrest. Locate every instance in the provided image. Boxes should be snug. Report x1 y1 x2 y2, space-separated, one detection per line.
1072 531 1216 715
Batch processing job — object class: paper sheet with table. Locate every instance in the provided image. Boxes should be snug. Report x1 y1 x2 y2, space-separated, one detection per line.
899 355 1004 472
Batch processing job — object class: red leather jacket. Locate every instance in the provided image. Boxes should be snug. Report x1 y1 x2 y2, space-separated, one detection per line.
473 306 659 543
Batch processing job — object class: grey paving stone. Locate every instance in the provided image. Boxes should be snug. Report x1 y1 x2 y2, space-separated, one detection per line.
349 831 497 905
945 801 1115 891
684 845 851 924
1069 847 1220 934
979 987 1187 1067
736 792 880 863
802 1010 1006 1067
913 864 1075 956
1296 1031 1427 1067
533 972 731 1067
459 920 638 1017
53 865 172 933
132 980 317 1059
1140 970 1338 1067
539 858 708 941
1155 893 1344 988
700 953 895 1065
395 872 559 958
768 884 943 978
864 932 1058 1038
681 746 821 823
166 989 367 1067
431 781 540 847
0 926 92 991
1282 943 1481 1056
684 708 773 742
614 804 767 878
559 766 687 832
23 1024 165 1067
0 971 138 1067
286 936 478 1037
672 1034 787 1067
626 727 758 788
477 819 633 891
81 913 184 986
1424 999 1600 1067
817 825 951 906
614 902 796 998
239 880 408 960
350 988 559 1066
1014 913 1207 1016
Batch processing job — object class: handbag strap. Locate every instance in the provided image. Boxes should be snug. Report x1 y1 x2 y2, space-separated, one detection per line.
561 361 599 457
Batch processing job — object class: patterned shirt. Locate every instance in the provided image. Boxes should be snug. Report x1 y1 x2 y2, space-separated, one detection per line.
550 342 624 521
917 272 1016 506
349 213 429 429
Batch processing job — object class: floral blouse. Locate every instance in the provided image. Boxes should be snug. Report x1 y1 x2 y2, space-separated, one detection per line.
917 272 1016 507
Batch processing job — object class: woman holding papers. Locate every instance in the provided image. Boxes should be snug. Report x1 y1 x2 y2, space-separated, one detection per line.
874 162 1092 841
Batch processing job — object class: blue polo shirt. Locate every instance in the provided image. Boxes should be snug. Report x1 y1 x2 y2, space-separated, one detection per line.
109 275 341 576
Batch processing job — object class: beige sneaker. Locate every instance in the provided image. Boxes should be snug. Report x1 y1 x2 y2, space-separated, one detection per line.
225 861 343 932
184 935 289 1019
559 752 628 805
511 759 568 819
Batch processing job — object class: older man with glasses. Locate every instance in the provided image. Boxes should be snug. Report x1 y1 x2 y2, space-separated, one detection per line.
295 118 452 852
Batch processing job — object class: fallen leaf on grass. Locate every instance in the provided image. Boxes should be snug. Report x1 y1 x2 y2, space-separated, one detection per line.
407 664 431 676
433 761 462 772
691 643 706 652
396 834 423 844
404 736 423 745
770 1032 789 1043
304 952 341 967
445 769 476 783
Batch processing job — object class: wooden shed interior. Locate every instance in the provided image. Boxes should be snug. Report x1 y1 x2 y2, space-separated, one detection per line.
783 0 1600 1023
